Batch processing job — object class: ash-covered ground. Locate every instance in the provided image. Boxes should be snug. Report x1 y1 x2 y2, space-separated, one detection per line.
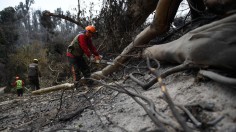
0 65 236 132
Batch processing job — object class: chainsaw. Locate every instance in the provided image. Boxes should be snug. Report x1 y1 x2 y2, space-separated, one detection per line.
90 56 114 65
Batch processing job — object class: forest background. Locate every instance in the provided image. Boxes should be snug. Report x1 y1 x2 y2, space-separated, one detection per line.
0 0 188 90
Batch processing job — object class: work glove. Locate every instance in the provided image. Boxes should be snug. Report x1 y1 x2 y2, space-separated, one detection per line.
95 55 101 63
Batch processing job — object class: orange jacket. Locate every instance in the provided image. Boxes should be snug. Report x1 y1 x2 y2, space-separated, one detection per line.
67 31 99 58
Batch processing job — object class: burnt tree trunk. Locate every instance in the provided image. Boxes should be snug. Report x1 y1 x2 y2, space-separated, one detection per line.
125 0 158 29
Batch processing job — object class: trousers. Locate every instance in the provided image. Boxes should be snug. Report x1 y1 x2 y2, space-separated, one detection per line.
28 76 40 90
68 56 91 81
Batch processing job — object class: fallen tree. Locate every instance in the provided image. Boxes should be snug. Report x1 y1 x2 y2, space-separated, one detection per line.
32 83 74 95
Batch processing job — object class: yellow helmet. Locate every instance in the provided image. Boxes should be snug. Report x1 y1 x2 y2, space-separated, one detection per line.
85 25 96 33
33 59 38 63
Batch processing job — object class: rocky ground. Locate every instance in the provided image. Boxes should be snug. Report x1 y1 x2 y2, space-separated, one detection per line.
0 63 236 132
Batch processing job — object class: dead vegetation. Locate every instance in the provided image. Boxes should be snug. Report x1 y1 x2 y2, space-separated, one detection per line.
1 0 236 131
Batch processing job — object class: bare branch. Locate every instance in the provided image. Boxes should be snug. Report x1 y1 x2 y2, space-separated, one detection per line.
43 10 85 28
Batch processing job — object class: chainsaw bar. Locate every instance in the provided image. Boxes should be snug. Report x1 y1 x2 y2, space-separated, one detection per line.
91 59 114 65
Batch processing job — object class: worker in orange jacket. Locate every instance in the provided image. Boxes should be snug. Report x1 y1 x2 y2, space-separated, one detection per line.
12 76 24 97
67 25 101 86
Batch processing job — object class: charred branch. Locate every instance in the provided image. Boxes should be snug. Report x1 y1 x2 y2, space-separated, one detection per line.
129 61 200 90
42 10 85 28
59 106 89 122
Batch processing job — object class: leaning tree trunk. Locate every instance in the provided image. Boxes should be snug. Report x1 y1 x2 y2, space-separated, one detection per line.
92 0 182 78
125 0 159 30
187 0 206 19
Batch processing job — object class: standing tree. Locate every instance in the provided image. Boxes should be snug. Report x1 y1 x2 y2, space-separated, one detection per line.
0 7 20 84
15 0 34 44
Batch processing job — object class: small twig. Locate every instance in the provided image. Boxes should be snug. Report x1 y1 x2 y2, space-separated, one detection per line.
146 57 191 131
55 90 65 118
129 72 157 90
177 105 202 127
158 77 191 132
59 106 89 122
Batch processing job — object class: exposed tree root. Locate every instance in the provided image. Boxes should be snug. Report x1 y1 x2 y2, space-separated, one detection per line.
199 70 236 86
